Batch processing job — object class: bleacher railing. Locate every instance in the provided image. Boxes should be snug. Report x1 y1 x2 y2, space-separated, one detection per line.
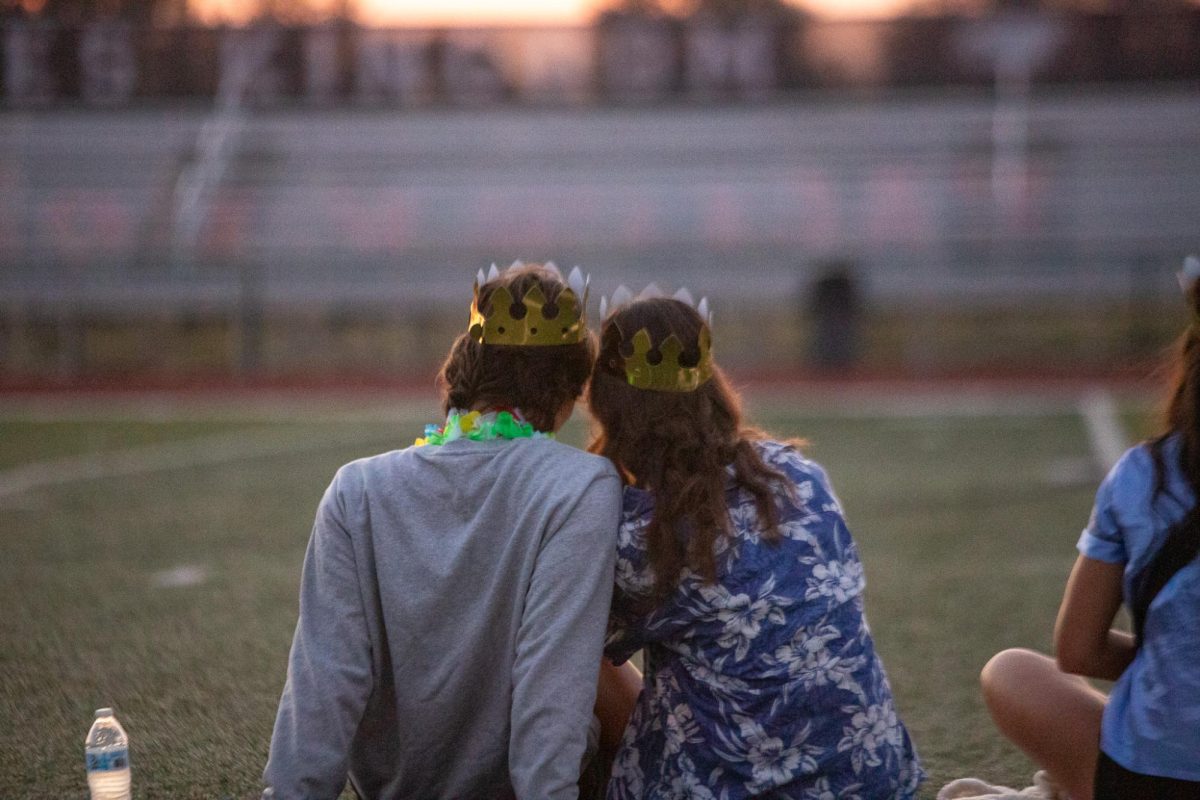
3 11 1200 107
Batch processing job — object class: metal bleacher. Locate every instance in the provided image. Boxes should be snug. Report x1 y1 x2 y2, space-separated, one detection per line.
2 86 1198 317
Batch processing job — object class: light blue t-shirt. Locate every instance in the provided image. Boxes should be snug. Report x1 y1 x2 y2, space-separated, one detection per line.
1076 434 1200 781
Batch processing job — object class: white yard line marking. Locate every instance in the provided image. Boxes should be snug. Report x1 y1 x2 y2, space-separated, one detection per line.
0 392 439 423
0 427 394 500
0 386 1146 498
151 564 210 588
1078 388 1128 473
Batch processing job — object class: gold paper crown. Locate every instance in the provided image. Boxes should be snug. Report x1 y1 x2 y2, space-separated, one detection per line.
469 262 590 346
623 326 714 392
602 284 715 392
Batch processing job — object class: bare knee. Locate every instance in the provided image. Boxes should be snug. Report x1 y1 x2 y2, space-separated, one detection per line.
979 648 1103 800
981 648 1053 702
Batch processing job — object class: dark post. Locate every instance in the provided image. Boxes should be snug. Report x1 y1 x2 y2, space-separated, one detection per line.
806 261 862 371
238 262 264 378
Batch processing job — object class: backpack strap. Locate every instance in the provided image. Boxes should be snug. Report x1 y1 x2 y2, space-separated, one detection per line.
1129 503 1200 648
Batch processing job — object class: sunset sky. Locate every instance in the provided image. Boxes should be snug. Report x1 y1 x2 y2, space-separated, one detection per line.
353 0 920 26
192 0 937 27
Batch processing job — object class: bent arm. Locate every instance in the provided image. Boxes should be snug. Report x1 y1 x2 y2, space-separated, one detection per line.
595 658 642 755
264 482 373 799
1054 554 1135 681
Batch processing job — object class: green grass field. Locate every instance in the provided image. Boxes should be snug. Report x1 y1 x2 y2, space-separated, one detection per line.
0 389 1152 798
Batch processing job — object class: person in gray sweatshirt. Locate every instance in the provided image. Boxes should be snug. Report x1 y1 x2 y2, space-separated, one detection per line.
263 263 622 800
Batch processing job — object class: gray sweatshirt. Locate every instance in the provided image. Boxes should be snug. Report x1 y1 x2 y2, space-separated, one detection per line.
264 436 621 800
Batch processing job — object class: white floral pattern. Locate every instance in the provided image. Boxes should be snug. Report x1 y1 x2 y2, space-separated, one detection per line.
837 702 906 774
698 575 794 661
805 556 865 606
606 441 923 800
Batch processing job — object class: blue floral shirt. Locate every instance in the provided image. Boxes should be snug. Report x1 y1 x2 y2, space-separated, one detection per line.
605 440 923 800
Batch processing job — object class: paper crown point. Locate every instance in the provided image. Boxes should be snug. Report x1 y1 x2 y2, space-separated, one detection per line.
469 265 590 346
599 283 713 326
567 266 588 298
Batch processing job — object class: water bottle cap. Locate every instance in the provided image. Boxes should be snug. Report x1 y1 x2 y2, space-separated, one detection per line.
95 708 114 718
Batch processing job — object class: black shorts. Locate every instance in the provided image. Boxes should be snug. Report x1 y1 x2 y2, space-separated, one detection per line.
1093 751 1200 800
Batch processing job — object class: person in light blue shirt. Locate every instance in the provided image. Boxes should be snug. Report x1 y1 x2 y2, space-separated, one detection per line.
980 261 1200 800
1076 437 1200 781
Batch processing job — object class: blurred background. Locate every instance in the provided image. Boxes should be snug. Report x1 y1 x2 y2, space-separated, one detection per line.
3 1 1200 796
2 0 1198 386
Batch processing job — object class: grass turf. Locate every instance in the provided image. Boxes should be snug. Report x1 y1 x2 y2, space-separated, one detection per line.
0 397 1139 798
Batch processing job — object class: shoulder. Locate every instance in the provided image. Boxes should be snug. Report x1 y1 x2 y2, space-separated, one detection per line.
754 437 819 471
535 438 620 477
333 447 409 486
315 449 403 510
499 440 623 520
550 444 623 512
1099 439 1166 508
1082 439 1176 555
509 440 623 500
346 439 617 482
1112 439 1159 479
753 438 837 496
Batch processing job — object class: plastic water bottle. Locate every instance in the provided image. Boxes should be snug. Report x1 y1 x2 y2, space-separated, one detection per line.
86 708 131 800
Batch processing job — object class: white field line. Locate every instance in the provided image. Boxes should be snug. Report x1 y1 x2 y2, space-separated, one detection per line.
0 427 397 500
1078 388 1129 473
0 386 1146 499
151 564 210 588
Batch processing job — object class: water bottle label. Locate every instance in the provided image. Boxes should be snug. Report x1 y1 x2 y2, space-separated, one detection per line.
86 748 129 772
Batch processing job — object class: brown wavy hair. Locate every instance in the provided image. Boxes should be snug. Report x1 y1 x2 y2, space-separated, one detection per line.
1140 277 1200 642
1153 279 1200 481
587 297 792 599
438 264 596 432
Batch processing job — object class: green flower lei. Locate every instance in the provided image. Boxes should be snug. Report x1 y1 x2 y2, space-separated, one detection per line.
415 409 552 447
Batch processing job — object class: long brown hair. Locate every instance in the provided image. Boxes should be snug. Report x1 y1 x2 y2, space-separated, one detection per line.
587 297 792 599
1139 280 1200 642
438 265 596 432
1154 281 1200 475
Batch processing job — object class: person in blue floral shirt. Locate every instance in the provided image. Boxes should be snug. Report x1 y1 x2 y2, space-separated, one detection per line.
587 291 923 800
